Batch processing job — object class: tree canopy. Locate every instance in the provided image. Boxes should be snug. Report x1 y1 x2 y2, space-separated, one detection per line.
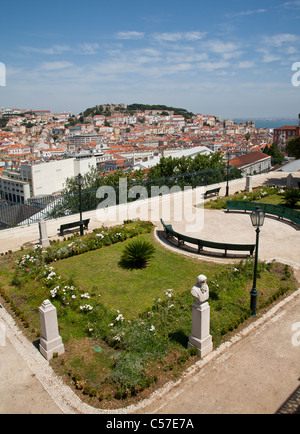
264 143 285 166
286 136 300 159
79 103 195 121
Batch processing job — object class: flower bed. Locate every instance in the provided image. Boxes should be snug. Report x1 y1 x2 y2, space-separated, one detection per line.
0 219 297 409
204 186 283 210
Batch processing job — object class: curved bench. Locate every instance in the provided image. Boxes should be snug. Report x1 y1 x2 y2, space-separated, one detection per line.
227 201 300 226
160 219 255 257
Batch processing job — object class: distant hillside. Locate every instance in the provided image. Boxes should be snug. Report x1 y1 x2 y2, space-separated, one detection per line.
81 104 195 120
126 104 195 120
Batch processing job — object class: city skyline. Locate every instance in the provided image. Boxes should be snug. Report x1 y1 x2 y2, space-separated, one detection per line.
0 0 300 118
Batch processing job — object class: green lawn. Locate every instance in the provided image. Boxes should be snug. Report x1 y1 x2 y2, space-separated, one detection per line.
203 186 300 210
53 233 224 318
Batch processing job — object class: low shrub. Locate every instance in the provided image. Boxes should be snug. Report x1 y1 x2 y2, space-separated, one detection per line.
119 239 155 269
283 189 300 208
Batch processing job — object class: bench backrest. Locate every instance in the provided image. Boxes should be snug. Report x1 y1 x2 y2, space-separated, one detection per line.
227 201 300 224
161 219 255 252
60 218 90 229
205 187 220 194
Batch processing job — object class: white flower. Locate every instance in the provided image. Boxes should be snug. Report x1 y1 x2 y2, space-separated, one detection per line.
81 293 90 299
149 325 155 332
109 323 114 327
50 288 58 298
165 289 173 298
71 295 76 299
115 314 124 322
46 270 56 280
80 304 93 311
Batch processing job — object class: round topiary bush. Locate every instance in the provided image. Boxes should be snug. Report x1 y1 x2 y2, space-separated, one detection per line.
119 239 155 269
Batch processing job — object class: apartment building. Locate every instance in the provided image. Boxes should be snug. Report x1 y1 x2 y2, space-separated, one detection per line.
67 134 104 146
273 125 300 145
0 163 31 204
0 157 98 203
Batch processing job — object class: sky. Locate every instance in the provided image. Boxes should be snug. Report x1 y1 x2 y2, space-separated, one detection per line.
0 0 299 118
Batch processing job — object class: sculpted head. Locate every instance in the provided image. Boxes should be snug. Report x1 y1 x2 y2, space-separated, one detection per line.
191 274 209 303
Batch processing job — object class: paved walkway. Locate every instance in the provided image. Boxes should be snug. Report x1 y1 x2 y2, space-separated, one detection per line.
0 172 299 414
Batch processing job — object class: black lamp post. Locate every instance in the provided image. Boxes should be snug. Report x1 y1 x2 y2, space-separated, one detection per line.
77 173 84 236
226 152 230 197
250 206 265 317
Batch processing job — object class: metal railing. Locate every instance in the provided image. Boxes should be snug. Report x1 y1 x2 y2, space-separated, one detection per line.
0 167 242 230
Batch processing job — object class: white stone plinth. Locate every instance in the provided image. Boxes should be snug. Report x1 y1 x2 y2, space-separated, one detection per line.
188 300 213 358
39 300 64 361
246 176 252 192
39 220 50 248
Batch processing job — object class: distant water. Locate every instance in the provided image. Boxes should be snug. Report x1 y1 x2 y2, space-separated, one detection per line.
233 119 299 130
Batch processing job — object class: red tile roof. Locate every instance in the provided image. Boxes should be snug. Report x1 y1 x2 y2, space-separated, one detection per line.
230 151 270 168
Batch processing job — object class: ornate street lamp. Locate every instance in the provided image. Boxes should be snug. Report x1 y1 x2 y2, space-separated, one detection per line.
250 206 265 317
77 173 84 236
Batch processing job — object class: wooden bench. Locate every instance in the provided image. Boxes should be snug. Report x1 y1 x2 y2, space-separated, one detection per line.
160 219 255 257
204 187 221 199
59 218 90 236
227 201 300 226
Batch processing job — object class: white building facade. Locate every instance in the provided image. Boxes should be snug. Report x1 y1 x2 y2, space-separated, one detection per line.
0 157 98 203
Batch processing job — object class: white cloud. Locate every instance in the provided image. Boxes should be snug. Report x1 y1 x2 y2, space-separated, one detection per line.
20 44 71 55
20 43 101 56
197 61 230 72
153 32 207 42
183 32 208 41
260 52 282 63
280 1 300 9
263 33 299 47
206 40 241 54
77 43 99 54
226 9 267 18
115 31 145 40
40 61 73 71
237 61 255 69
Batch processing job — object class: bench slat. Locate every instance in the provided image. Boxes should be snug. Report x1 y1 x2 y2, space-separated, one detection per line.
161 218 255 256
59 219 90 235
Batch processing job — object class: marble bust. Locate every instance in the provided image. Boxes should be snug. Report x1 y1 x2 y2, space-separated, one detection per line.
191 275 209 303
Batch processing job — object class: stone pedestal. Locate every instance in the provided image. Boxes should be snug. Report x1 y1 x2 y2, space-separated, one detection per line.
188 275 213 358
188 299 213 358
286 174 294 190
39 300 64 361
246 176 252 192
39 220 50 248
